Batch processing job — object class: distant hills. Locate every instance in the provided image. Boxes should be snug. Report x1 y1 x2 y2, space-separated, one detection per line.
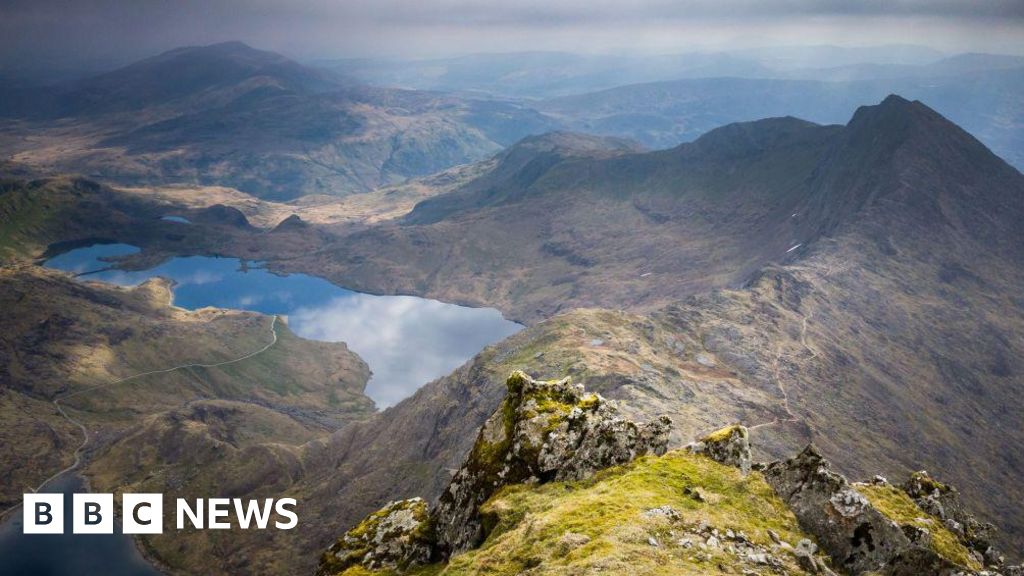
0 42 555 200
1 42 1021 200
269 97 1024 566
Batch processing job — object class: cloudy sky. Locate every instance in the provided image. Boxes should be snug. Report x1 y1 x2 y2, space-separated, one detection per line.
1 0 1022 68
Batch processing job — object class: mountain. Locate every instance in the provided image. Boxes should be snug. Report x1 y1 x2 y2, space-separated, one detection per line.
322 45 952 100
324 51 774 98
537 69 1024 170
52 41 342 117
252 96 1024 569
0 42 556 200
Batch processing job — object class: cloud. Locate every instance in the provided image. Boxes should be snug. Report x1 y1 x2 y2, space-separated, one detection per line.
1 0 1021 66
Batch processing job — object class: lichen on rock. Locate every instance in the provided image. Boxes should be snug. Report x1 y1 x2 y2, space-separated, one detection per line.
762 445 1014 576
316 497 433 576
687 424 751 474
316 370 672 575
432 370 672 556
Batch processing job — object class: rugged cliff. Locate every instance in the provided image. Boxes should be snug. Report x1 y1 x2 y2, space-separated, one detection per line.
317 372 1022 576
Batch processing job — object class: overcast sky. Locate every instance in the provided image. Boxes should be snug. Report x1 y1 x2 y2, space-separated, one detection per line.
1 0 1022 68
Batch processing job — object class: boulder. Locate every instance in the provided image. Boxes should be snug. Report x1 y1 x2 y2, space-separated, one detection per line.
903 470 1002 568
687 424 751 474
316 497 433 575
763 445 995 576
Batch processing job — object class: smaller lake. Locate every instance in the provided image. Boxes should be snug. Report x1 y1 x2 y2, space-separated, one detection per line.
45 243 523 408
0 476 160 576
160 215 191 224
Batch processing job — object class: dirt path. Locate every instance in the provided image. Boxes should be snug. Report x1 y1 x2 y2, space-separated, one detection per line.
0 315 280 520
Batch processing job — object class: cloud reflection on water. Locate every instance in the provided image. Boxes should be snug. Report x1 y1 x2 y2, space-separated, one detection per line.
290 295 520 407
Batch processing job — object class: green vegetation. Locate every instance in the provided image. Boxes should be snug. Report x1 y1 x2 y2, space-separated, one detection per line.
702 424 746 444
338 450 823 576
857 483 982 571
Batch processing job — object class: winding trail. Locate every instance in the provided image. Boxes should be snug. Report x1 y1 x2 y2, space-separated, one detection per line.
749 310 815 433
0 315 280 520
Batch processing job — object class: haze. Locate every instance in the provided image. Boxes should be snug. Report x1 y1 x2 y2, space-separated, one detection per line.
2 0 1022 70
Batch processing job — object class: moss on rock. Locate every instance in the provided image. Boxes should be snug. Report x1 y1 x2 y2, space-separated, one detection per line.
856 482 982 571
318 498 434 576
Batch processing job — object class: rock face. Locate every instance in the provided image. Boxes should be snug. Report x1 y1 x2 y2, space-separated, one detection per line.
764 446 910 574
316 498 433 575
687 424 751 474
903 470 1001 566
432 370 672 556
763 445 1015 576
316 370 672 575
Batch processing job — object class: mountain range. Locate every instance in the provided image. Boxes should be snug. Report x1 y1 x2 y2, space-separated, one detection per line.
1 42 1021 207
3 90 1022 575
0 42 554 200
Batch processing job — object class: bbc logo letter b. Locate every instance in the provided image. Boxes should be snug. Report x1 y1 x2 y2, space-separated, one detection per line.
73 493 113 534
24 493 63 534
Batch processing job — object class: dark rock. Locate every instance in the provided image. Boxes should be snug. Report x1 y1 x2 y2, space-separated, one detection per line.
763 445 964 575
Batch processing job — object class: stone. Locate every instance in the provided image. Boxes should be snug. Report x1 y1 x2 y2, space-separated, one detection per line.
316 497 433 575
431 370 671 557
643 505 681 521
903 470 1003 567
687 424 751 475
763 445 976 576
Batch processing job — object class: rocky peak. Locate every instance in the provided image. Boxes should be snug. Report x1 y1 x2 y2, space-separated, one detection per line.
686 424 752 475
316 370 671 574
433 370 671 555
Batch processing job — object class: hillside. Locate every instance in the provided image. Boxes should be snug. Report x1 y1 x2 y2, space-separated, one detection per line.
0 264 374 514
263 96 1024 572
0 42 555 200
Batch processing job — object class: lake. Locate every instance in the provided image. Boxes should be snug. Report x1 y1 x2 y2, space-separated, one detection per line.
43 243 523 408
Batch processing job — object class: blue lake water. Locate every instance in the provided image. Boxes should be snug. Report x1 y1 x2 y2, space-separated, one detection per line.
160 215 191 224
43 243 523 408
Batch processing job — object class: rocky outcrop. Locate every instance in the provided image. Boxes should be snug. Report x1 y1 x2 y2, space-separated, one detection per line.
763 445 1016 576
316 370 671 575
432 370 671 556
764 446 912 574
687 424 751 474
316 373 1022 576
272 214 308 232
903 470 1002 567
316 498 433 575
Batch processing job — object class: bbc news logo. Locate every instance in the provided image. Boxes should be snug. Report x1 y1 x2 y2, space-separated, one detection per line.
23 493 298 534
